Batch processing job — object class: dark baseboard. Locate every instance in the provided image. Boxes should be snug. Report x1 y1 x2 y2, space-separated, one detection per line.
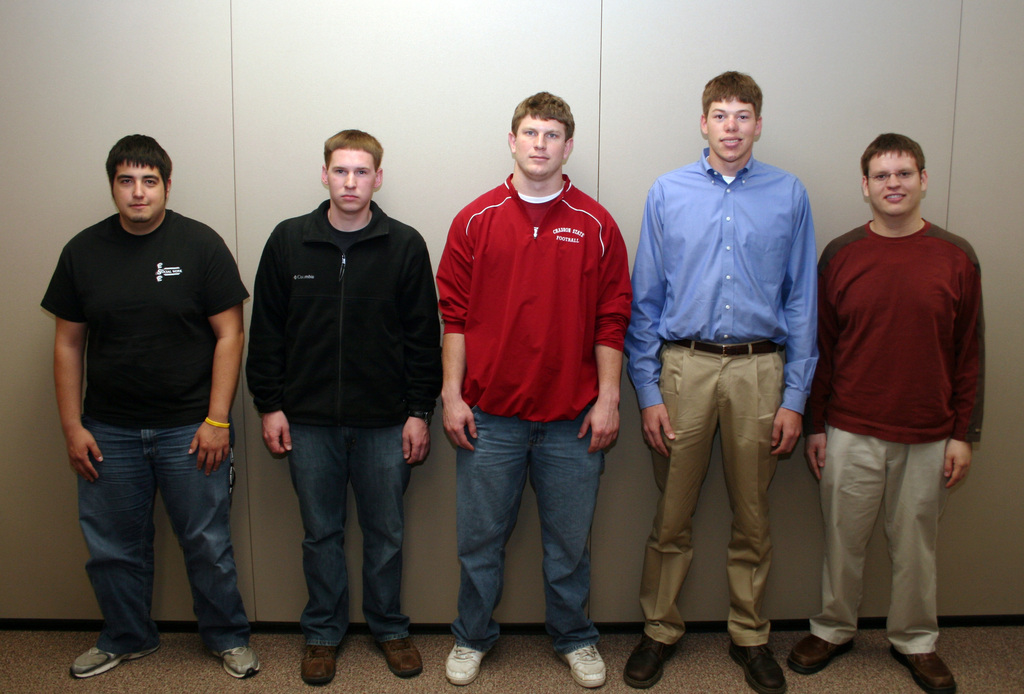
2 615 1022 634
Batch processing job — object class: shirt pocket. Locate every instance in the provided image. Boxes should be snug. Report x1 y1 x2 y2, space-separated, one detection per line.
745 233 791 285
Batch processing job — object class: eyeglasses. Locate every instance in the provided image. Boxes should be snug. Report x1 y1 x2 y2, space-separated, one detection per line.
868 170 919 183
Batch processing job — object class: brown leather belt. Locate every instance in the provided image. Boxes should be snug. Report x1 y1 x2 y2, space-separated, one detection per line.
670 338 781 356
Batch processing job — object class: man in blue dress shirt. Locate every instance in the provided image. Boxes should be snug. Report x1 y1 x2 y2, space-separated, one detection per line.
623 72 818 694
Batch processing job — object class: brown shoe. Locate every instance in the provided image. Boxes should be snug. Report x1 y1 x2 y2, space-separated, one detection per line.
890 647 957 694
729 642 787 694
623 634 676 689
787 634 852 674
377 637 423 678
301 644 337 686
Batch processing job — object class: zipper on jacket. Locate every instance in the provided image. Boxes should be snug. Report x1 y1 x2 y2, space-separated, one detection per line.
526 188 563 240
337 252 346 421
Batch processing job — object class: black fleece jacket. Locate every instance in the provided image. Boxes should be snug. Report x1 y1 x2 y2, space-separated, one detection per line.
246 200 441 427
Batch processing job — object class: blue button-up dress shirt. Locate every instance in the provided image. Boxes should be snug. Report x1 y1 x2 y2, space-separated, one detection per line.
625 149 818 413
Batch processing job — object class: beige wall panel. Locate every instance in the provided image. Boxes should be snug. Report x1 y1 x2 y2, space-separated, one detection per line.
592 0 964 622
2 0 1021 630
230 0 604 624
943 1 1024 614
0 1 250 620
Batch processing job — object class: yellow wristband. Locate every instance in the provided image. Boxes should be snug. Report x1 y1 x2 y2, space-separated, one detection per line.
204 417 230 429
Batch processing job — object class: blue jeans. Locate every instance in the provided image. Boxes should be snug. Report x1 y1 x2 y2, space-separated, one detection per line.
452 407 603 654
287 423 412 646
78 416 250 654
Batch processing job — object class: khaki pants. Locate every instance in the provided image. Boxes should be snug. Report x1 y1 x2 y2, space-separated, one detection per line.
810 426 949 654
639 342 783 646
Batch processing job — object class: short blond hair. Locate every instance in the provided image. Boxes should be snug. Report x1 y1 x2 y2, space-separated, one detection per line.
323 130 383 169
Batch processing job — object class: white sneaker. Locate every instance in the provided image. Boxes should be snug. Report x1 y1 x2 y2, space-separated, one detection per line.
446 645 486 685
212 645 261 678
560 645 606 688
70 645 159 679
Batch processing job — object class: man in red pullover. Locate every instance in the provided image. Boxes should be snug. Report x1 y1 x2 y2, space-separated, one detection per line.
787 134 984 694
436 92 632 689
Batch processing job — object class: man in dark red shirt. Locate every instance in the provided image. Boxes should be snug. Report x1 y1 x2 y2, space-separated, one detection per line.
788 134 984 694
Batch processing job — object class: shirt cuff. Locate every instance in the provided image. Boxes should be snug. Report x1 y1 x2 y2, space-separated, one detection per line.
636 384 664 410
780 389 808 415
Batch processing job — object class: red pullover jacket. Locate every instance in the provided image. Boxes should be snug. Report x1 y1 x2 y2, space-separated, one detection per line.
437 175 632 422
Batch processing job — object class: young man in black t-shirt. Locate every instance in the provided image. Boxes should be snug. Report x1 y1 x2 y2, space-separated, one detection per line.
42 135 258 680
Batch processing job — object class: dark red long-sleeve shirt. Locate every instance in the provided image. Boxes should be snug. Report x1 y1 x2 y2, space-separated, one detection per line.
806 222 984 443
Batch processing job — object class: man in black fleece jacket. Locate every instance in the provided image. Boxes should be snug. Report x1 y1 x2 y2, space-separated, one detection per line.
247 129 441 686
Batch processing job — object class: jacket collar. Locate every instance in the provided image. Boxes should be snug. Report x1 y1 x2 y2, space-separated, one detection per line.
304 199 389 244
503 173 573 201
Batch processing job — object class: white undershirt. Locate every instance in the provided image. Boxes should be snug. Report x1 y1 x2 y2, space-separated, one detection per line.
519 190 561 204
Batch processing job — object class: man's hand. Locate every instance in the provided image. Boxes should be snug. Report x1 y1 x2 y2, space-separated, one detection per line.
771 407 802 455
943 439 972 488
65 425 102 482
403 416 431 464
190 422 230 475
442 394 477 451
640 404 675 458
261 410 292 455
804 432 827 480
579 394 620 453
441 333 476 450
195 305 243 474
54 318 101 481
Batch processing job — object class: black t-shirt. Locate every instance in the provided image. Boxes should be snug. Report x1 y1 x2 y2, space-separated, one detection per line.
42 211 249 428
329 224 369 254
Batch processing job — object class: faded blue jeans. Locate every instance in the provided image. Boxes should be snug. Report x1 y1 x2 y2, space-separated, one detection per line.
77 416 250 654
287 423 412 646
452 407 603 654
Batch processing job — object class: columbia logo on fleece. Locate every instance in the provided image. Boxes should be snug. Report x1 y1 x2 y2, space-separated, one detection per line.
293 274 315 280
552 227 585 244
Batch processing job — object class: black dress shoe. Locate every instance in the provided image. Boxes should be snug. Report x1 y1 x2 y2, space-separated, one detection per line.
623 634 676 689
729 642 787 694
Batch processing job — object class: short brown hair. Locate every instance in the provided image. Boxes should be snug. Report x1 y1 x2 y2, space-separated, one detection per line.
323 129 383 169
106 134 172 185
702 71 763 118
860 133 925 175
511 92 575 140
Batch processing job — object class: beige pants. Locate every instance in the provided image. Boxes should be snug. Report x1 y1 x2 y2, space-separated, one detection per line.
639 342 783 646
810 426 949 654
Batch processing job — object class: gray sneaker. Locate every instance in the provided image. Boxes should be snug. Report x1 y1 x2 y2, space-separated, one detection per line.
212 645 261 678
70 645 159 679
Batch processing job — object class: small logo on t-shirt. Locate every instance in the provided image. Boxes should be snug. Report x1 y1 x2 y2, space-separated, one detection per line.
552 227 584 244
156 262 182 282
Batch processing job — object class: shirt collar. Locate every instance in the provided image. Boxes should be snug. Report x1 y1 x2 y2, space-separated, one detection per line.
700 147 755 181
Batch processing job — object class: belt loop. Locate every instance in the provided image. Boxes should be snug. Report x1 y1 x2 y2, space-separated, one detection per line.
688 339 696 355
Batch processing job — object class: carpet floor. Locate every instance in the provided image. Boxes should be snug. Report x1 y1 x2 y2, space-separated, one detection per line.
1 626 1020 693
